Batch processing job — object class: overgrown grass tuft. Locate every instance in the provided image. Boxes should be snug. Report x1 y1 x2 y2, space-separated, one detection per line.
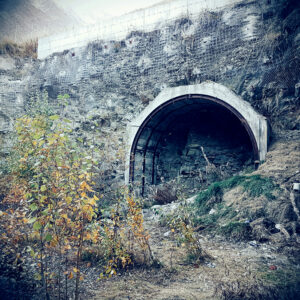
195 175 243 215
215 264 300 300
195 203 238 228
195 181 226 215
239 175 277 200
217 222 251 240
192 175 279 240
195 175 278 213
259 267 300 291
0 39 37 58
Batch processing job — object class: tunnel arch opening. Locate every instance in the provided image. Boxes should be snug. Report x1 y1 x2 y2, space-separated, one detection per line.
126 83 268 196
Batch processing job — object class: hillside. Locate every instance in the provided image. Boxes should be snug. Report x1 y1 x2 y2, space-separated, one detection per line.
0 0 299 299
0 0 82 42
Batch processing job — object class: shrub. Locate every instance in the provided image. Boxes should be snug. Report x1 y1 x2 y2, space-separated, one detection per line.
0 93 154 298
0 94 102 299
0 39 37 58
218 222 252 241
166 213 209 265
152 182 177 205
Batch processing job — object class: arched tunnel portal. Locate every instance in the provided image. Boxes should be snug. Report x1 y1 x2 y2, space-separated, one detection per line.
126 83 268 196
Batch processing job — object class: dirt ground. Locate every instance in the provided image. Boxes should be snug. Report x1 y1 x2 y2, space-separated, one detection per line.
89 133 300 300
0 132 299 300
89 214 295 300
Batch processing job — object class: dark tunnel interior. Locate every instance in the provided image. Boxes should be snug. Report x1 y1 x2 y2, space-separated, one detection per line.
130 96 255 196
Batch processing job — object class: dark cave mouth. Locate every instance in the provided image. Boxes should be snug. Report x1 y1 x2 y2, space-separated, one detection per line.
131 97 256 195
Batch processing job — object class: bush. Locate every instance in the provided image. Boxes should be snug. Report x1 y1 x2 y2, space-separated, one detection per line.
0 93 154 299
0 39 37 58
152 182 178 205
218 222 252 241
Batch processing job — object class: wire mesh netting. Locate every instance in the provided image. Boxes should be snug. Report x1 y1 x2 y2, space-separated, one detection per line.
1 0 299 136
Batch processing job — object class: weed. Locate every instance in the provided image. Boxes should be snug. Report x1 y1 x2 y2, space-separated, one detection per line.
240 175 277 200
167 215 209 265
195 175 278 215
218 222 252 241
259 266 300 290
195 204 238 229
151 181 178 205
171 174 278 241
218 204 238 219
215 280 278 300
240 207 266 221
0 39 37 58
215 266 300 300
195 182 224 215
81 246 107 266
242 165 255 174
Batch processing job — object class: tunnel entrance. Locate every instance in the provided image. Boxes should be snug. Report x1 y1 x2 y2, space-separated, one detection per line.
155 101 253 190
126 83 268 196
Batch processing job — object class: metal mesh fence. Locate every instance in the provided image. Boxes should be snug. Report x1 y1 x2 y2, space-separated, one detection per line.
1 0 299 127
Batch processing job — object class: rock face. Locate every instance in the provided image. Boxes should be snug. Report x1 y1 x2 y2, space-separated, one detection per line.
155 108 253 190
0 0 299 194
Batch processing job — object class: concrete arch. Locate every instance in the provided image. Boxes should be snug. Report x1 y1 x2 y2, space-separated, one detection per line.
125 82 268 185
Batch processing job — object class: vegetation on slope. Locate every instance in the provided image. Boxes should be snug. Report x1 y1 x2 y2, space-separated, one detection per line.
0 39 38 58
0 94 153 299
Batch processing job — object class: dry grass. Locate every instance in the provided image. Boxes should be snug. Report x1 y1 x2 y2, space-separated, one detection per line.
152 182 178 205
264 32 281 42
0 39 37 59
212 252 300 300
0 175 12 202
214 268 300 300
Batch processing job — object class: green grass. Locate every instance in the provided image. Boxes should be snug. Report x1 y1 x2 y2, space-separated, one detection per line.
195 203 238 228
195 175 278 215
239 175 277 199
218 204 238 219
195 175 244 215
259 267 300 286
192 175 278 240
257 266 300 299
161 174 278 241
195 183 223 215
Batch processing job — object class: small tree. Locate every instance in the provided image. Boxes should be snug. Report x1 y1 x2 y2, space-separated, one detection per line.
8 94 101 299
0 93 154 299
